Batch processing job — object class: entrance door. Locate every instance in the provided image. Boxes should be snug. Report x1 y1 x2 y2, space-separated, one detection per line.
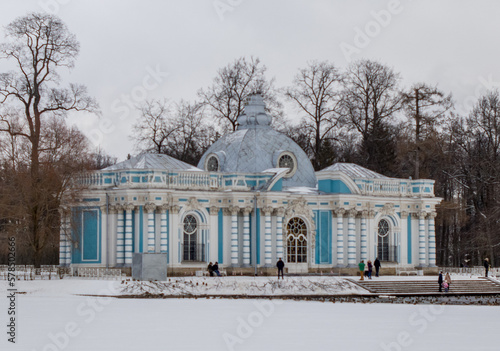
286 217 308 273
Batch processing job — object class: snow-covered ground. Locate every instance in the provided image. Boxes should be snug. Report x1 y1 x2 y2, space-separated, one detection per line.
1 276 499 351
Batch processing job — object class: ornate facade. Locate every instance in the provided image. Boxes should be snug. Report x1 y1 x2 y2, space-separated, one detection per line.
61 94 441 274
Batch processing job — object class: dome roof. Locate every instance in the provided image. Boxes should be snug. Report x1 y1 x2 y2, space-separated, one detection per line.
198 94 317 188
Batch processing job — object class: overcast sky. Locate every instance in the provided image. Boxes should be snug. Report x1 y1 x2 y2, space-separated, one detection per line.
1 0 500 161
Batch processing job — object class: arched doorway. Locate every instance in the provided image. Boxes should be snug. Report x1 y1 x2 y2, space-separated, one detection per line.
182 214 204 261
377 218 396 262
286 217 308 273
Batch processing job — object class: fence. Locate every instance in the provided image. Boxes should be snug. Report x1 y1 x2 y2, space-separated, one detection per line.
438 266 500 277
0 265 125 280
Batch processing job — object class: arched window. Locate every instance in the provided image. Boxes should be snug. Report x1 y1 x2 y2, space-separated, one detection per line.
206 155 219 172
183 214 199 261
377 219 391 261
286 217 307 263
276 151 297 177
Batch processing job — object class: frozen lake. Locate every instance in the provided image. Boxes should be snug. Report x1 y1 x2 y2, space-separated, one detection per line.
2 294 499 351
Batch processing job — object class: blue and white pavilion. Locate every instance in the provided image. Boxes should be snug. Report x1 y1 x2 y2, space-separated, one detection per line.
60 94 441 274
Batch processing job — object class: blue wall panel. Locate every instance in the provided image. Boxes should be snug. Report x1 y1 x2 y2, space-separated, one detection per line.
218 209 223 264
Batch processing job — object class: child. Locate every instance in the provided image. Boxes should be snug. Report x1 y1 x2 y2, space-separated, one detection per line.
442 281 449 293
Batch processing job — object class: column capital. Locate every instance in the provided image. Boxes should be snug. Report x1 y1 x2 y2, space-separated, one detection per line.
347 208 357 218
400 210 409 217
359 209 369 218
107 205 118 214
208 206 219 215
427 212 437 219
228 205 240 215
242 206 253 215
124 203 135 212
168 204 180 214
274 207 285 217
261 206 273 216
144 202 157 213
333 208 346 216
418 211 428 219
113 203 123 212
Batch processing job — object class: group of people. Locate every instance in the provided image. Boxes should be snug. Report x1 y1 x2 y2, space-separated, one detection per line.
358 258 381 280
207 262 221 277
438 271 453 292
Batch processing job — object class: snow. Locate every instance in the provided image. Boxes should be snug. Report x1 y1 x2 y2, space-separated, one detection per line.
1 277 500 351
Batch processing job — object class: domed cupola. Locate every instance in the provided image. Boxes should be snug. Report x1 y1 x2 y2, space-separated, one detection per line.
198 94 317 189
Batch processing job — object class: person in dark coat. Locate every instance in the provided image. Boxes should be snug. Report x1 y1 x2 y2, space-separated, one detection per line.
484 258 491 277
367 260 373 279
374 258 381 277
212 262 221 277
276 258 285 279
207 262 214 277
438 271 443 292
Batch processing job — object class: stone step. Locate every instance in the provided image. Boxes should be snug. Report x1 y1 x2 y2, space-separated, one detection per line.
349 279 500 294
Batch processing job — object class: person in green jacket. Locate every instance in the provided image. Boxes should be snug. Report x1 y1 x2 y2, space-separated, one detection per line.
358 260 366 280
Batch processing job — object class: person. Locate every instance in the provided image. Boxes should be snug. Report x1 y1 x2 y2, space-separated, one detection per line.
207 262 214 277
442 281 449 293
367 260 373 279
484 258 491 277
358 260 365 280
374 258 381 277
445 272 452 291
212 262 221 277
438 271 443 292
276 258 285 280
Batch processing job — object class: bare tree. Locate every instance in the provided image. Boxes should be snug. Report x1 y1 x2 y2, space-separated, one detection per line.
131 99 178 154
401 83 453 178
0 13 98 266
285 61 344 170
340 59 402 174
198 56 282 132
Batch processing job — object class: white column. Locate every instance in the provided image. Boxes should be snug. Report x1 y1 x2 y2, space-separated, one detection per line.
209 206 219 264
242 207 252 266
360 211 368 262
347 209 357 266
263 207 273 266
418 211 427 266
275 208 285 261
169 205 180 264
145 203 156 253
335 208 345 266
159 205 169 254
100 205 108 266
400 211 409 265
230 206 239 266
428 212 437 267
59 209 68 265
116 205 125 265
124 203 135 265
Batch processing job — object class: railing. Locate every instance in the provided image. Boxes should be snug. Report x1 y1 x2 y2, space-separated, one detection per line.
438 266 500 276
76 170 274 192
354 178 435 197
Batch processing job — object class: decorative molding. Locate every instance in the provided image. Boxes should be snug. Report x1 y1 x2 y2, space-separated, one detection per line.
347 208 357 218
427 211 437 219
400 210 409 217
284 198 316 251
381 203 395 216
418 211 428 219
334 208 346 217
242 206 253 215
208 206 219 215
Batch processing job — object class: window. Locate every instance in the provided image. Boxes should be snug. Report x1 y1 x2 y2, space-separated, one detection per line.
377 219 394 261
183 215 199 261
277 152 297 177
286 217 307 263
206 155 219 172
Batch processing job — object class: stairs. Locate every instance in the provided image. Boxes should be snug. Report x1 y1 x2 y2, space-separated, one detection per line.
349 278 500 295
